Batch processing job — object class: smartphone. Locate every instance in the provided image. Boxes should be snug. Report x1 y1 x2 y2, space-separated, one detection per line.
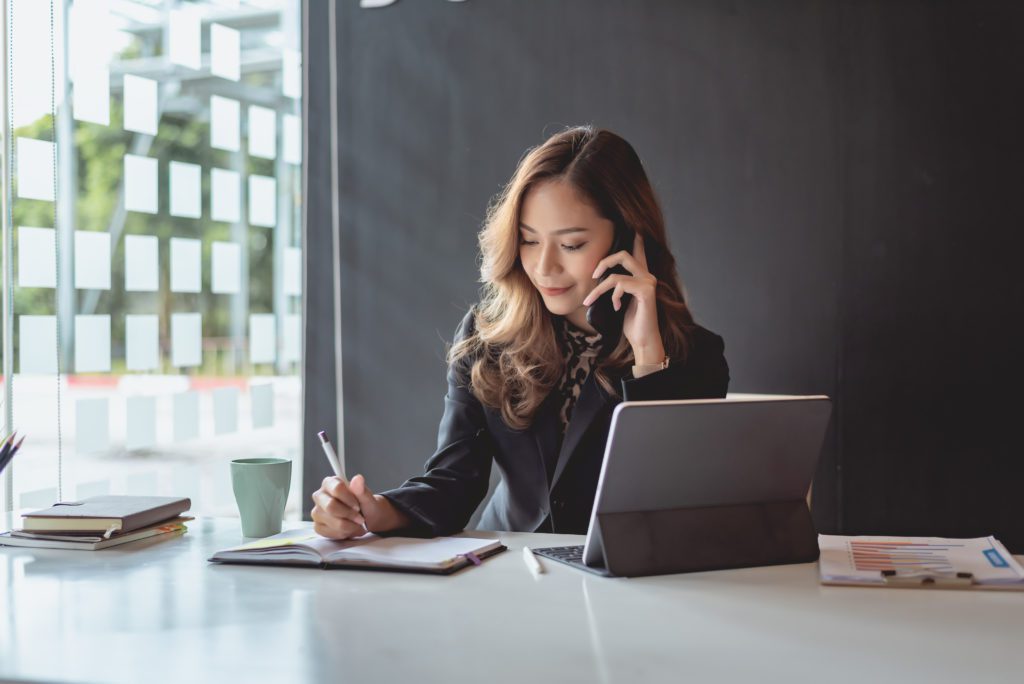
585 225 635 339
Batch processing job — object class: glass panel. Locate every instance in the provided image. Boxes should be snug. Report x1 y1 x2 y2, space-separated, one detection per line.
4 0 304 520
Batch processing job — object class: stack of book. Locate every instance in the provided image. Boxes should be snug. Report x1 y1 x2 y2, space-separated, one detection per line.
0 495 192 550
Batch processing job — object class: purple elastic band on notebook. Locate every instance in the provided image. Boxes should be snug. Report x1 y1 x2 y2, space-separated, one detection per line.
462 552 482 566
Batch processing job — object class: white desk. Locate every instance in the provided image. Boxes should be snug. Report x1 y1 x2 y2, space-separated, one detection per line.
1 518 1022 684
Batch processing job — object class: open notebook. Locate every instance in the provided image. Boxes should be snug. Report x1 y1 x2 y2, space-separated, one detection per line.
209 528 506 574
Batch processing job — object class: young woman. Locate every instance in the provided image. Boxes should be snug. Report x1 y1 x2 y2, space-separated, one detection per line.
311 126 729 539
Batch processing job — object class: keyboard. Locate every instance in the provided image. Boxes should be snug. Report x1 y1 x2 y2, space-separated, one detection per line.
533 545 613 576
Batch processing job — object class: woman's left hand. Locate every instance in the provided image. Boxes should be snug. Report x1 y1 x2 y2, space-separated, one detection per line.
582 232 666 365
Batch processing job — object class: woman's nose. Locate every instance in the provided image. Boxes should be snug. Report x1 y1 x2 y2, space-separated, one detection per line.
535 243 561 276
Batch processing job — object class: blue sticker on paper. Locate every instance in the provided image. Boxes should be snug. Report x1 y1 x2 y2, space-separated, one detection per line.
983 548 1008 568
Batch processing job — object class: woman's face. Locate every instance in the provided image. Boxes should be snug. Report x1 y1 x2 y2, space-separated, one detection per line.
518 180 615 329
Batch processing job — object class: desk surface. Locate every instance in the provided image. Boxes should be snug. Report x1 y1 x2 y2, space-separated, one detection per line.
1 518 1023 684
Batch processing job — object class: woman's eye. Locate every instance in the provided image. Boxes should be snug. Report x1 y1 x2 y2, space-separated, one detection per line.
518 239 586 251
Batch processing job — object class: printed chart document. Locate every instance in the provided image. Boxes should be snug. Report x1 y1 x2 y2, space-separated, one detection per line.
209 528 506 575
819 535 1024 589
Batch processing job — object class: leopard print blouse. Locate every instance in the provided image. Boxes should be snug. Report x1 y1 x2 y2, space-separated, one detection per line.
555 320 603 435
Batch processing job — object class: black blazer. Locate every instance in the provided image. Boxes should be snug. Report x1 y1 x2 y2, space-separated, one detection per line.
380 307 730 536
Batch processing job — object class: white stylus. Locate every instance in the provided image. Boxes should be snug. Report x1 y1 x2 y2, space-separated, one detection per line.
523 546 544 579
317 431 347 484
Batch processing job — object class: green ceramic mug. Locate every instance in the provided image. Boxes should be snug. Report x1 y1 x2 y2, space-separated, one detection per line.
230 457 292 537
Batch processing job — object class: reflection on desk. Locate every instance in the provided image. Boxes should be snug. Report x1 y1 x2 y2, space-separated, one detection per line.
1 517 1023 684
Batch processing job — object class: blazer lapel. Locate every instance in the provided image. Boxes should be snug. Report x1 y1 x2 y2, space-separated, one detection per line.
549 372 610 491
533 387 562 487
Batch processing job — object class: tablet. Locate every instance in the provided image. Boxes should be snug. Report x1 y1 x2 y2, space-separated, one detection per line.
537 396 832 577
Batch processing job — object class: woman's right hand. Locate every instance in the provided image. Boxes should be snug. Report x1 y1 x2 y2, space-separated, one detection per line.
311 474 410 539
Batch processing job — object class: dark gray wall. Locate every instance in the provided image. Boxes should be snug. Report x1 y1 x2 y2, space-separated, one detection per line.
304 0 1024 550
839 4 1024 545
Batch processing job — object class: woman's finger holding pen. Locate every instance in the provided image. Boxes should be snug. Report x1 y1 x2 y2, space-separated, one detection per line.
311 504 365 540
312 483 364 535
320 475 362 512
312 489 364 526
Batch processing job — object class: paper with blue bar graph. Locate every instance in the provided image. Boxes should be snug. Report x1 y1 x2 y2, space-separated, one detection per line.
818 535 1024 589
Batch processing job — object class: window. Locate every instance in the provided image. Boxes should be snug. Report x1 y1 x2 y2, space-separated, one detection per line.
2 0 304 519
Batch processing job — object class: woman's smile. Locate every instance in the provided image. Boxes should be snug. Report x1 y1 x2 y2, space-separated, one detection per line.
539 285 573 297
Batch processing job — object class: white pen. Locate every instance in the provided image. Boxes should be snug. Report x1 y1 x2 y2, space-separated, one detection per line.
318 430 366 532
317 430 347 485
522 546 544 578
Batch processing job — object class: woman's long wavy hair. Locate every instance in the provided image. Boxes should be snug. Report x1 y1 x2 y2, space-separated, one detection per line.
449 126 696 430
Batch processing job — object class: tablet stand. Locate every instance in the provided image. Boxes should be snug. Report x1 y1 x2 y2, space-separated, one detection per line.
596 499 819 577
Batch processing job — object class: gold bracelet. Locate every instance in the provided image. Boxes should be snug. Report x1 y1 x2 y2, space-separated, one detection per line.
634 356 670 374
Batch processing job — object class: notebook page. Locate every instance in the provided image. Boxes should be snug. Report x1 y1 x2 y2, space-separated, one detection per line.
326 536 501 569
224 528 320 551
214 529 372 563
